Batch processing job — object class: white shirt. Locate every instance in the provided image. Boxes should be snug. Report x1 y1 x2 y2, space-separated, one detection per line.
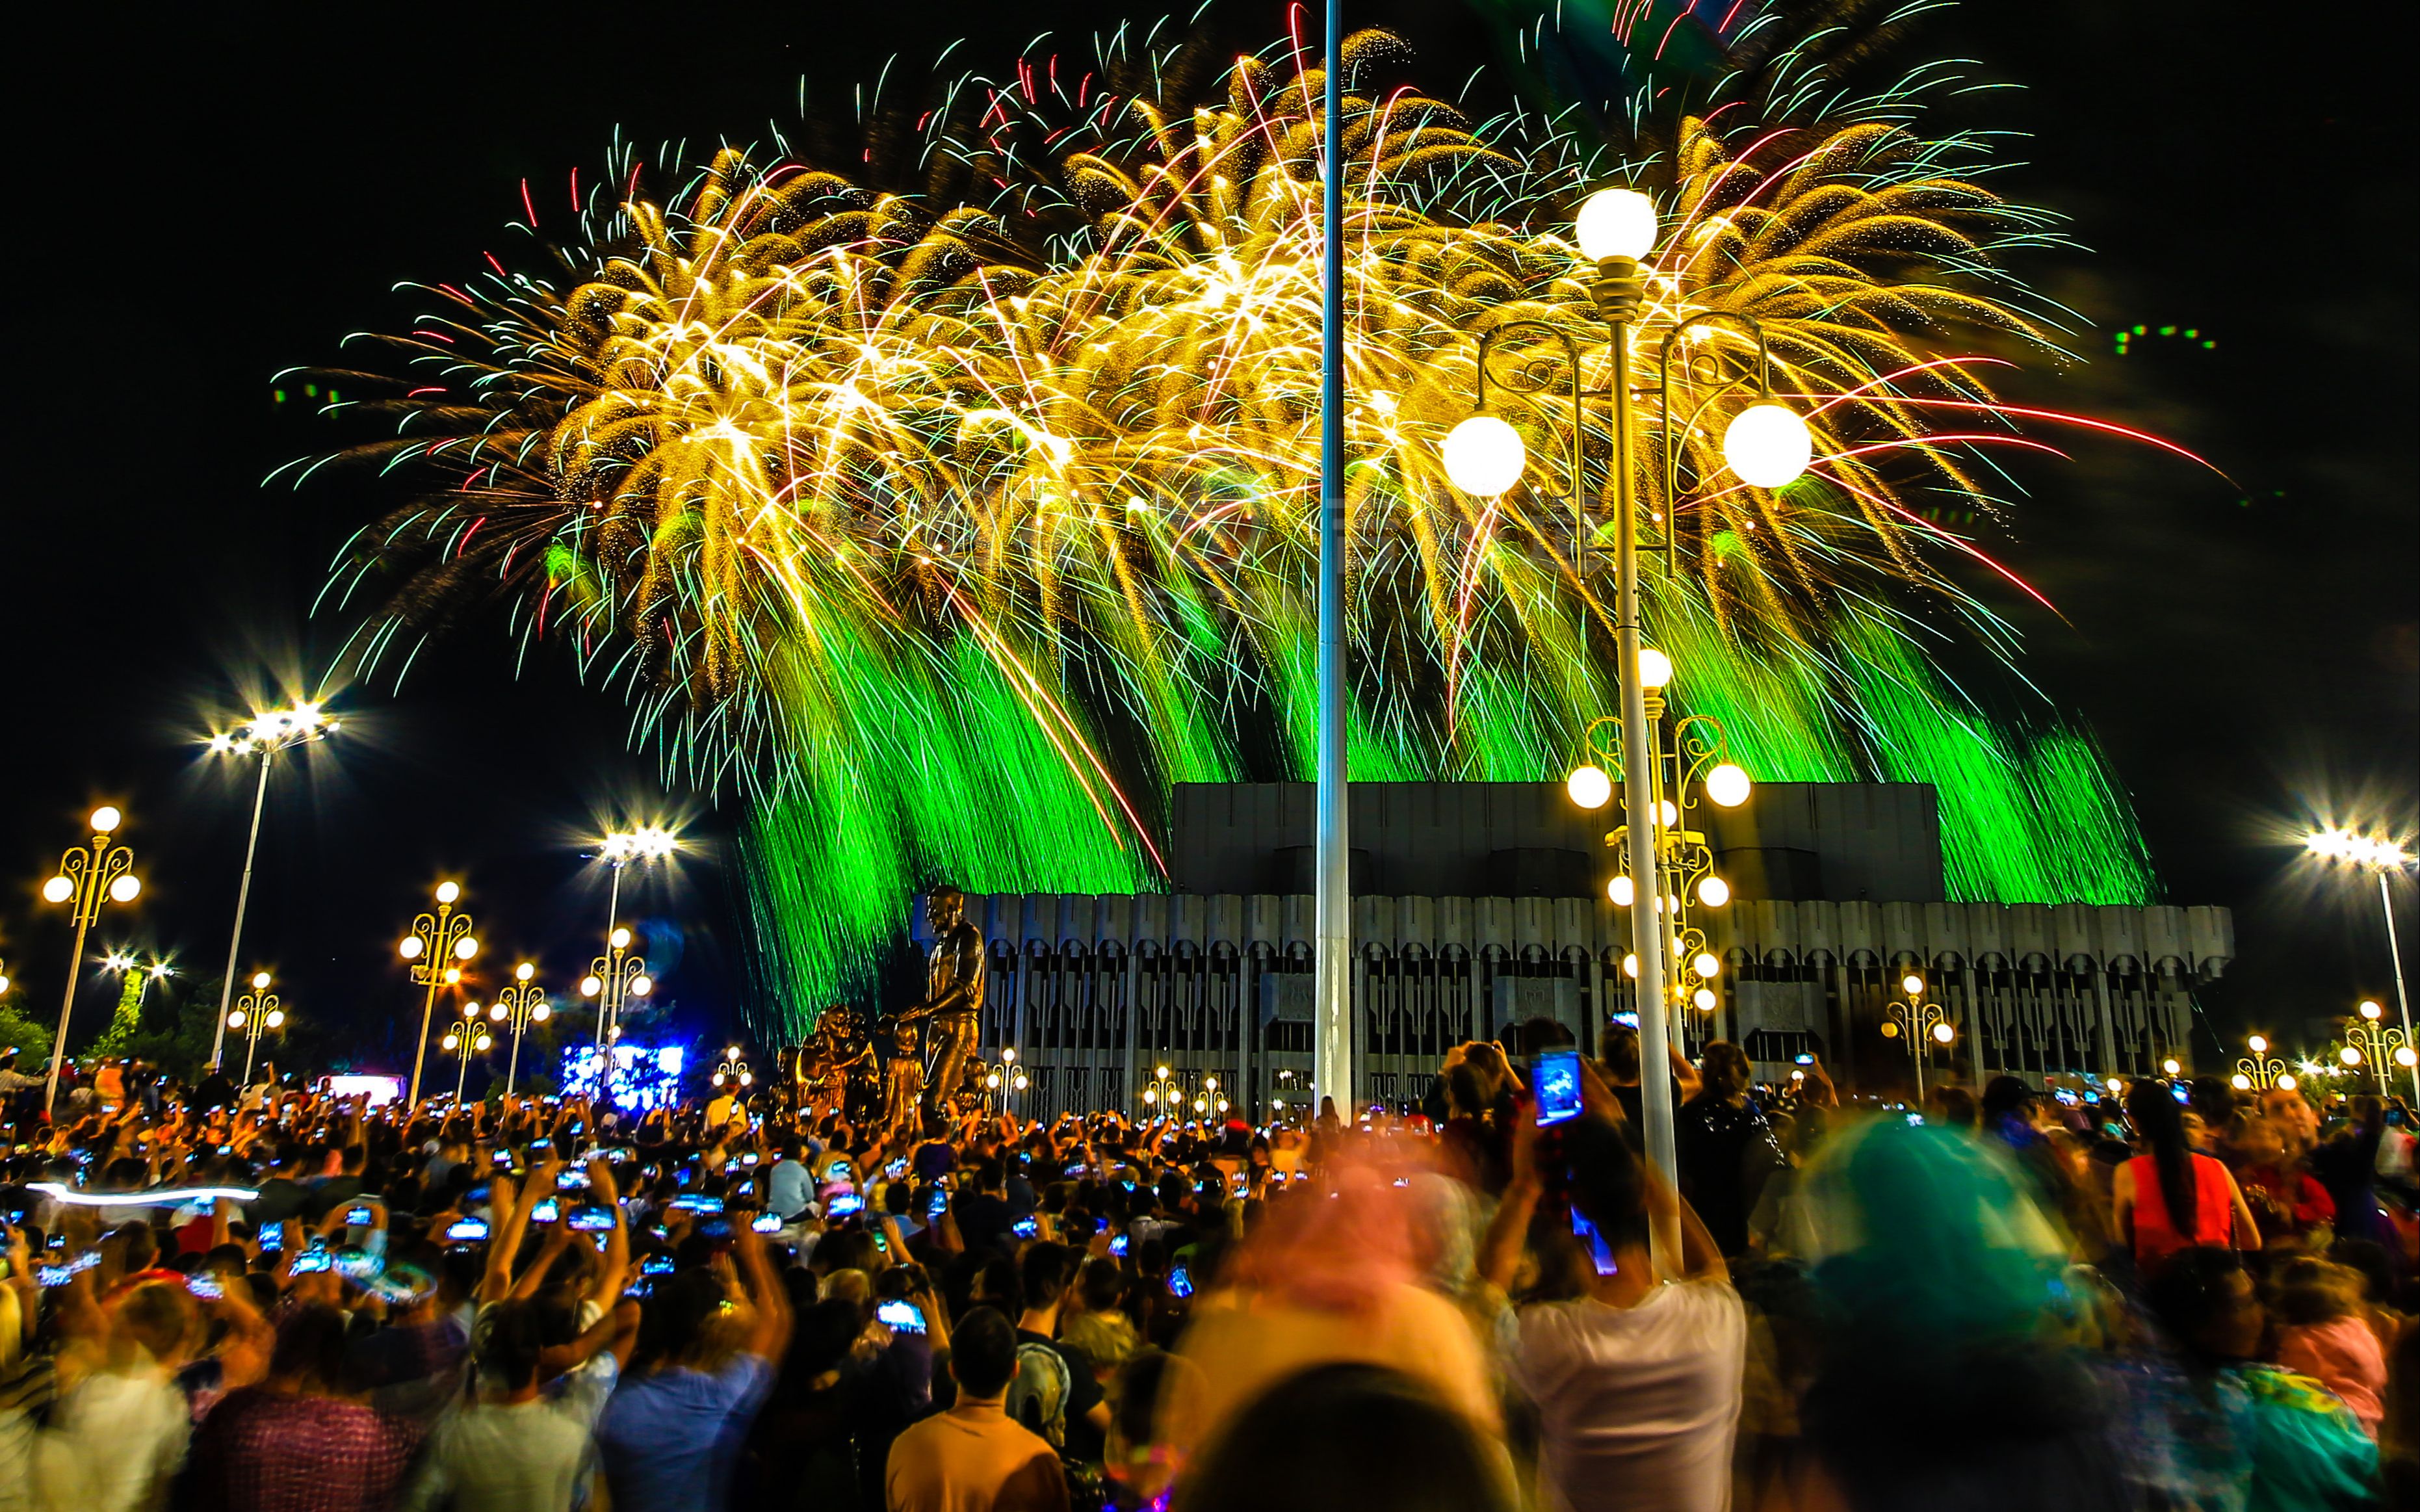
400 1351 619 1511
1508 1279 1747 1512
31 1363 189 1512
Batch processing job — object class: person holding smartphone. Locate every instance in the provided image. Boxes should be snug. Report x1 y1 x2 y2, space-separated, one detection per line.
594 1222 793 1511
1479 1057 1742 1512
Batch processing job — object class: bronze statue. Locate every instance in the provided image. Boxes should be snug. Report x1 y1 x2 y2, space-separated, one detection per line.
792 1004 876 1120
898 885 986 1119
881 1018 926 1134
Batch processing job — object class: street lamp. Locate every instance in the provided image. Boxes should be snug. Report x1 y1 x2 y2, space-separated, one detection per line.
2303 828 2417 1103
40 807 142 1108
579 926 653 1050
202 701 336 1071
439 1001 493 1104
2230 1034 2294 1093
1572 668 1752 1037
591 825 676 1037
1139 1063 1180 1113
226 971 288 1086
711 1044 753 1091
486 963 550 1097
2339 998 2415 1097
983 1046 1030 1119
399 881 477 1106
1878 971 1957 1102
1442 189 1811 1268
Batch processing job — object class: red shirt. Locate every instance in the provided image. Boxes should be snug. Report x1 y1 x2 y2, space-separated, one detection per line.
2235 1161 2335 1239
2127 1152 2237 1268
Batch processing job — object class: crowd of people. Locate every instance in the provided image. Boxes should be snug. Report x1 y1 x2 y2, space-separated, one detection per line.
2 1026 2415 1511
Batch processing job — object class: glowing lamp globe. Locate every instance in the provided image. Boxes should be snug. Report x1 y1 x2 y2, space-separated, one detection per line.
1574 187 1657 261
1441 415 1526 497
1607 874 1635 907
1636 647 1673 689
516 962 535 982
2247 1035 2267 1054
109 876 142 903
1902 974 1926 997
1566 764 1614 811
489 1004 508 1021
1931 1021 1955 1044
1622 953 1639 978
630 975 654 997
2162 1058 2181 1076
90 806 123 834
251 971 272 991
42 876 73 903
2341 1046 2361 1065
2230 1073 2252 1091
610 927 632 950
455 936 479 960
265 1010 285 1029
475 1035 491 1052
1704 763 1752 809
1696 876 1731 908
1721 404 1814 488
580 976 603 997
1693 987 1717 1011
2398 1046 2419 1069
227 1011 246 1029
1156 1065 1171 1079
532 1004 549 1022
2360 999 2383 1021
398 937 424 960
2276 1074 2297 1091
1880 1021 1900 1038
1693 952 1722 980
441 1033 459 1051
435 881 460 905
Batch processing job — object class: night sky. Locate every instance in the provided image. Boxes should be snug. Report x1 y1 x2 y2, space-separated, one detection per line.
2 2 2410 1070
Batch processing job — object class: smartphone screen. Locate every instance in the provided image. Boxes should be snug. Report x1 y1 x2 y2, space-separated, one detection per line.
876 1298 927 1333
1533 1049 1584 1126
1167 1261 1193 1299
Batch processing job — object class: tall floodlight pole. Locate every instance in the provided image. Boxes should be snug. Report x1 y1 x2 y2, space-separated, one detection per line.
1312 0 1355 1117
203 702 337 1071
2304 829 2419 1105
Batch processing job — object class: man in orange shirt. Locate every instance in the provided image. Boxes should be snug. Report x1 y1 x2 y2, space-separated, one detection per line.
887 1307 1068 1512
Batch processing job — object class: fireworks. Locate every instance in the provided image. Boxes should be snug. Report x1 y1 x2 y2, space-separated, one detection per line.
308 20 2185 1026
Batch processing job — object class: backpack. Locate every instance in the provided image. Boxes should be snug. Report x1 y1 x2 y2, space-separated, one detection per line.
1004 1338 1071 1450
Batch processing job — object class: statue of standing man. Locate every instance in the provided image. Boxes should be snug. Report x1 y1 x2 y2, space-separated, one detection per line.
901 886 985 1121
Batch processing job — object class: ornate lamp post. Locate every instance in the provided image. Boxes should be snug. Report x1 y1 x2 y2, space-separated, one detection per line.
711 1045 753 1093
40 807 142 1108
2340 998 2415 1097
579 928 653 1050
202 701 336 1071
1441 196 1812 1267
2230 1035 2295 1094
486 963 550 1097
983 1047 1030 1120
398 882 478 1107
2302 829 2417 1104
1878 971 1957 1102
226 971 287 1086
1191 1073 1230 1120
439 1002 492 1104
1567 680 1754 1039
1139 1063 1180 1115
